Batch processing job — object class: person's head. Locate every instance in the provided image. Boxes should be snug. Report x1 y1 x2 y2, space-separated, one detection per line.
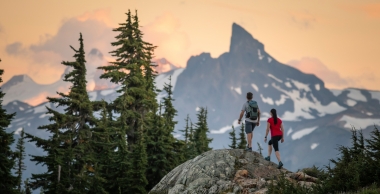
246 92 253 100
270 108 278 124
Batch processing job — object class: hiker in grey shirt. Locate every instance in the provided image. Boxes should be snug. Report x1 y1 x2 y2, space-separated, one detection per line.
238 92 261 151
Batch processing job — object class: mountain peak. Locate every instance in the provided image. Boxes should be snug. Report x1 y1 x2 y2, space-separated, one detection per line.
1 74 35 92
230 23 264 54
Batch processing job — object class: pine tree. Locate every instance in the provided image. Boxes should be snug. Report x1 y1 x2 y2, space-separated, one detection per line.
238 123 247 149
193 107 213 155
128 125 148 194
97 10 158 193
187 120 198 160
145 103 171 190
26 33 97 193
24 179 32 194
0 65 17 194
179 115 191 161
229 125 237 149
97 10 157 147
14 128 26 193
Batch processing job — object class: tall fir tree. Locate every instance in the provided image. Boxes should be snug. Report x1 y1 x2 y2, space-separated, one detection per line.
193 107 213 155
229 125 237 149
97 9 157 146
238 123 247 149
187 119 198 160
179 115 191 162
145 103 170 190
24 179 32 194
14 128 27 193
26 33 98 193
97 10 157 193
0 65 17 194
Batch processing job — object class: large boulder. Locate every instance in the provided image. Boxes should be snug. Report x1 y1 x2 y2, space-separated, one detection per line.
149 149 318 194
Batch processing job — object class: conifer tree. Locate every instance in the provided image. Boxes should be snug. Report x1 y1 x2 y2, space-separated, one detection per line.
14 128 26 193
229 125 237 149
128 125 148 194
24 179 31 194
238 123 247 149
145 103 171 190
179 115 191 161
26 33 97 193
0 64 17 194
97 10 157 147
193 107 213 155
186 119 198 160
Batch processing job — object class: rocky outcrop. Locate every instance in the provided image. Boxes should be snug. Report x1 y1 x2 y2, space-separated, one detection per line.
149 149 318 194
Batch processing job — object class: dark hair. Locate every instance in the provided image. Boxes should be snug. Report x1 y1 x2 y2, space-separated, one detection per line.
270 108 278 125
246 92 253 100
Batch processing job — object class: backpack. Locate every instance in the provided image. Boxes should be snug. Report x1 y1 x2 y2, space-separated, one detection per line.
246 100 258 120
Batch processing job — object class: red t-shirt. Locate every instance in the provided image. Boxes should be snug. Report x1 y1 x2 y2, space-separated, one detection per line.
267 117 283 137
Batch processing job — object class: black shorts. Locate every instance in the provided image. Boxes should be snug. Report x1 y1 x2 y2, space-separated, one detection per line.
268 135 282 152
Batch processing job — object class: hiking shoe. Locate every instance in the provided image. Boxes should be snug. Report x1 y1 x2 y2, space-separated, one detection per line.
278 161 283 169
245 147 252 152
264 156 270 161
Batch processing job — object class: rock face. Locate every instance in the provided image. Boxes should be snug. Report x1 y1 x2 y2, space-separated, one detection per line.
149 149 318 194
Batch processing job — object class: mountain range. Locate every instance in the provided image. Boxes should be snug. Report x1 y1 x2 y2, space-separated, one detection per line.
2 23 380 193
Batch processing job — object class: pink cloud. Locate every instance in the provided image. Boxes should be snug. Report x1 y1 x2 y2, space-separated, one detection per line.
142 12 191 67
287 57 351 89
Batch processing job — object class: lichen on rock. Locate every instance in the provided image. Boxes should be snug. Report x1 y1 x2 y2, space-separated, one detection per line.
149 149 318 194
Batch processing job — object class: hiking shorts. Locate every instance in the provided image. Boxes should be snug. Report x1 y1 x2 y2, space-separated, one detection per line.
268 135 282 152
245 121 256 134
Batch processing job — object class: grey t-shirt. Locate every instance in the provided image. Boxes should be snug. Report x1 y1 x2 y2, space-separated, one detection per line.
242 101 259 123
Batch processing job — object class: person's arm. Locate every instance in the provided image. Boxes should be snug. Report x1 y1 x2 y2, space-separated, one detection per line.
281 123 285 142
257 108 261 126
238 110 244 124
264 121 270 142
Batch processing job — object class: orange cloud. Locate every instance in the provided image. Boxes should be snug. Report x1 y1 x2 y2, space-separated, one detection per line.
289 11 317 29
24 92 57 106
340 3 380 19
142 12 191 67
77 8 114 27
287 57 351 89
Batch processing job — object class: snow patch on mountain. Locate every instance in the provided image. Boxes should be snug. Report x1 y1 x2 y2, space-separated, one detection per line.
284 82 292 88
251 83 259 92
346 99 357 106
264 84 268 88
311 143 319 150
287 128 293 136
315 84 320 91
272 83 346 121
275 94 289 106
291 126 318 140
268 74 283 83
89 92 97 101
100 89 114 96
291 79 310 92
155 68 184 91
251 69 254 73
339 115 380 129
347 89 366 102
14 127 23 135
330 89 342 97
210 120 239 134
370 91 380 102
367 112 373 116
260 94 274 105
258 49 264 60
268 57 272 63
34 104 50 114
233 87 242 95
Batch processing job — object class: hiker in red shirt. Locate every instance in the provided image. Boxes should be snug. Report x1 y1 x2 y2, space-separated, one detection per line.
264 108 284 169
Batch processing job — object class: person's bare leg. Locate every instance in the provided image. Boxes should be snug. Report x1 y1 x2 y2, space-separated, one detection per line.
275 151 281 162
268 145 272 156
247 133 252 148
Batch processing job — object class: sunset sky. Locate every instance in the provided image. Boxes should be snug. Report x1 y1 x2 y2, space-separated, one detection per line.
0 0 379 91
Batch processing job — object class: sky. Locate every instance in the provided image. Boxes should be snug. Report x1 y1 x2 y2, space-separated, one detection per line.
0 0 379 91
